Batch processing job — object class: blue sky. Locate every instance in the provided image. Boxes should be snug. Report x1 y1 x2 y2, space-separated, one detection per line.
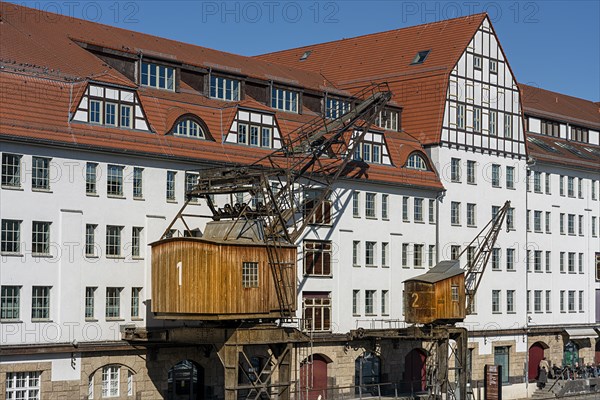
19 0 599 101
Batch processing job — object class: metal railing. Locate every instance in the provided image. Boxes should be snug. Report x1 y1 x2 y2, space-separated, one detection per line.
290 380 432 400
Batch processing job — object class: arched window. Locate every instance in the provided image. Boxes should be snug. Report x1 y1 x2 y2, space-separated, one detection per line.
174 118 206 139
406 153 428 170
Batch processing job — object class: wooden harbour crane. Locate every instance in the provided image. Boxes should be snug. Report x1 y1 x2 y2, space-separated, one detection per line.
147 83 392 400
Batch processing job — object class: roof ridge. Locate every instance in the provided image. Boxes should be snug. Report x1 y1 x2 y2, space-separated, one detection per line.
255 13 487 57
520 83 599 104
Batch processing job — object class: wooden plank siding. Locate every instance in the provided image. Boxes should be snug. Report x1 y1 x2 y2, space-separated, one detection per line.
151 238 297 320
404 275 466 325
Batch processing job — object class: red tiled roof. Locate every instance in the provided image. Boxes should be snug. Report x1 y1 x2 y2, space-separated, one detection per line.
255 14 488 145
520 84 600 130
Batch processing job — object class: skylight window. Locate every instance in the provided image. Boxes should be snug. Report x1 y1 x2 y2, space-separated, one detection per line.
411 50 430 65
527 137 560 153
300 51 312 61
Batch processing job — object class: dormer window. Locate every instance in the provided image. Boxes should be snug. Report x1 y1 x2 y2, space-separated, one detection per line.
174 118 206 139
225 109 283 149
210 75 240 101
74 84 149 131
141 61 175 91
325 97 351 119
375 109 399 131
271 87 299 113
406 153 428 170
411 50 430 65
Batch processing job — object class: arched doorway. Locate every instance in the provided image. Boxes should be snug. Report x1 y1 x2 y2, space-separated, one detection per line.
167 360 204 400
528 342 548 382
563 341 579 367
355 352 381 395
299 354 330 400
403 348 427 393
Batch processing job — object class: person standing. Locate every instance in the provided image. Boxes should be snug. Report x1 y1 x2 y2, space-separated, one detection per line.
538 357 550 389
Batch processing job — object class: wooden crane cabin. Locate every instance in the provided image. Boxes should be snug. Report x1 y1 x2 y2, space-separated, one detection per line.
151 219 297 320
403 261 466 325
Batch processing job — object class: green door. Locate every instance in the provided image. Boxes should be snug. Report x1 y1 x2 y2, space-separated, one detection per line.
494 347 510 383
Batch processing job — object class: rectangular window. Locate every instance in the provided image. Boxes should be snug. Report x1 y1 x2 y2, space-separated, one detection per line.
534 211 542 232
141 62 175 91
473 55 482 69
429 199 436 224
352 241 360 266
578 178 583 198
568 290 575 312
507 207 515 230
89 99 102 124
491 164 501 187
506 248 515 271
304 240 332 276
1 286 20 321
503 114 512 138
560 290 565 312
451 158 461 182
132 227 143 258
104 102 117 126
527 290 531 313
31 221 50 255
102 365 120 397
5 371 41 400
541 119 560 137
365 192 376 218
456 104 465 129
593 216 598 237
210 75 240 101
1 153 22 187
489 110 497 135
492 290 500 313
467 203 476 227
381 290 389 315
237 123 248 144
352 191 360 217
568 214 575 235
31 286 50 320
560 213 565 234
365 242 376 266
559 175 565 196
365 290 375 315
402 243 409 267
533 171 542 193
106 225 122 257
490 59 498 74
120 104 132 128
527 210 531 232
545 173 551 194
131 287 141 318
166 171 176 201
271 87 299 113
473 107 482 132
31 157 50 190
261 127 272 148
381 194 389 219
592 180 597 200
545 212 551 234
85 287 95 320
414 244 423 267
451 245 461 261
325 97 351 119
242 262 259 288
85 224 97 257
578 290 584 312
133 167 143 198
375 109 399 131
545 290 551 313
578 253 584 273
506 290 515 313
491 248 501 270
568 252 575 273
106 287 121 318
414 198 423 222
381 242 389 267
402 196 409 221
534 290 542 313
578 215 584 236
506 166 514 189
545 251 551 273
1 219 21 254
107 165 124 197
86 162 97 194
451 202 461 225
568 177 575 197
303 293 331 332
467 160 476 184
560 252 565 273
352 290 360 315
428 245 435 267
